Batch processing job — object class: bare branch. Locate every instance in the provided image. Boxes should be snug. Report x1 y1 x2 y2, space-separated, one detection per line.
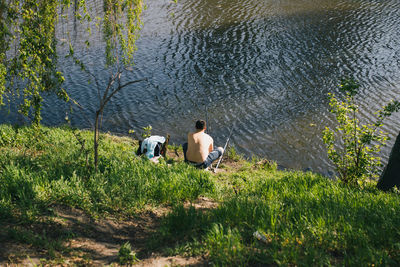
83 68 102 103
103 77 148 107
101 71 119 107
69 96 94 128
117 65 122 89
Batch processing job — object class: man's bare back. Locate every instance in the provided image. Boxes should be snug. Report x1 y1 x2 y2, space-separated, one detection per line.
183 120 224 168
186 131 213 163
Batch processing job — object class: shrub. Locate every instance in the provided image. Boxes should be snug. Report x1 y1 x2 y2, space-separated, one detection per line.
323 79 400 185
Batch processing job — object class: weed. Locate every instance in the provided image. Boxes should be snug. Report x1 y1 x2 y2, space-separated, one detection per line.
118 242 138 265
227 145 242 161
141 125 152 138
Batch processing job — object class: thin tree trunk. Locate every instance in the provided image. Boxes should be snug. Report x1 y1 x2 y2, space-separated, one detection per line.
94 110 100 171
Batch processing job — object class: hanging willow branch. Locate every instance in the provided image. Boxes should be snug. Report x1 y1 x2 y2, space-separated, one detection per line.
0 0 89 123
0 0 145 170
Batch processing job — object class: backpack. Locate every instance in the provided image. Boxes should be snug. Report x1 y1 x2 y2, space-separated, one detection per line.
136 135 170 158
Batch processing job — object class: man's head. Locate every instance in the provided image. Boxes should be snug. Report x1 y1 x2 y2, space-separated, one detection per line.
195 120 206 131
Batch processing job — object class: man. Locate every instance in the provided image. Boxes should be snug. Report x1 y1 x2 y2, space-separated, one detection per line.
183 120 224 169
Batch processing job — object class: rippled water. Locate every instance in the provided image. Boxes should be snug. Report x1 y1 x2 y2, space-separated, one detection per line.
2 0 400 174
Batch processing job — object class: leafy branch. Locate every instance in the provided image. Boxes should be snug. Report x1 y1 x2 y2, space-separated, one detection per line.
323 79 400 185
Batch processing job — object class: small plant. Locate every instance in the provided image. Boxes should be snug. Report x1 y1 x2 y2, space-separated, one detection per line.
118 242 138 265
227 146 242 161
141 125 152 138
0 126 14 146
323 79 400 185
254 159 277 171
72 129 90 169
390 186 400 195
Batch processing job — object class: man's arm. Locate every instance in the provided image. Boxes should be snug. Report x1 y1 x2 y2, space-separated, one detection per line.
209 137 214 153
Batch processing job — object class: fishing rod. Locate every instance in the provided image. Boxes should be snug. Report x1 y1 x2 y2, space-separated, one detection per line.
214 124 235 172
205 105 211 135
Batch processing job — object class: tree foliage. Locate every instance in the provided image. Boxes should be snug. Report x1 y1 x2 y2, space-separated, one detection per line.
323 79 400 185
0 0 69 124
1 0 145 170
103 0 143 66
0 0 144 125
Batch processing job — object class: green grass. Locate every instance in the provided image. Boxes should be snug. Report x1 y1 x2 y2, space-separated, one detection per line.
0 124 215 218
1 124 400 266
157 171 400 266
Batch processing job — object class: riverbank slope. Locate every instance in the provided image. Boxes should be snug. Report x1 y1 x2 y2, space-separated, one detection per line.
1 125 399 266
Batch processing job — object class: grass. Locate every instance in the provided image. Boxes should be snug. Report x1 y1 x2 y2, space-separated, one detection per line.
0 124 215 218
1 124 400 266
155 170 400 266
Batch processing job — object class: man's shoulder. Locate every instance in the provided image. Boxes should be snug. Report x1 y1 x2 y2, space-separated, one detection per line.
204 133 213 141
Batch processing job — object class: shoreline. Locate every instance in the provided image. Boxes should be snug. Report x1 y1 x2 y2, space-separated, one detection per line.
1 122 337 177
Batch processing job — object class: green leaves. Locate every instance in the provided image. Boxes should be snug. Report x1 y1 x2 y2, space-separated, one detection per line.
103 0 143 67
323 79 399 185
1 0 145 125
118 242 138 265
0 0 67 124
141 125 152 138
339 78 360 97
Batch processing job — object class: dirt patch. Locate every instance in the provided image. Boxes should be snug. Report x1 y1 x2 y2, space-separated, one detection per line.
135 255 207 267
184 197 219 211
0 242 44 266
0 204 209 266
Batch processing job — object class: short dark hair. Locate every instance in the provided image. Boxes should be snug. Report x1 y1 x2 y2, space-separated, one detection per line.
195 120 206 130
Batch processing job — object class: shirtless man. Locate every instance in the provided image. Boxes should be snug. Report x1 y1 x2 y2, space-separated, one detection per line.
183 120 224 169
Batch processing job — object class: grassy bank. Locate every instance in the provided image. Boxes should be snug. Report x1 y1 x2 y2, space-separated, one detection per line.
1 124 400 266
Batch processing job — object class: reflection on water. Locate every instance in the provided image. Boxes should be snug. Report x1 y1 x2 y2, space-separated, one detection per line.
2 0 400 174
